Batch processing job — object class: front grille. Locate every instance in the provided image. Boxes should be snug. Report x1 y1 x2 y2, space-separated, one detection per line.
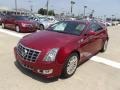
17 43 41 62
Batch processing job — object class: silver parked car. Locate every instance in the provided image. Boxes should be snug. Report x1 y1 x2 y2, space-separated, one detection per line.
30 16 59 30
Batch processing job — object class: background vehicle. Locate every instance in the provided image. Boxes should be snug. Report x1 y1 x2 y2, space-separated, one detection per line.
30 15 58 30
104 21 112 26
14 20 109 79
112 21 119 26
2 15 39 33
0 13 5 25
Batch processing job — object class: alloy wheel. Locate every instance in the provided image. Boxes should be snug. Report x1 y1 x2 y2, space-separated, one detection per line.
66 55 78 75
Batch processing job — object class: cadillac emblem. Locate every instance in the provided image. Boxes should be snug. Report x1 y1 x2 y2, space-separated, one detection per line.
22 49 28 57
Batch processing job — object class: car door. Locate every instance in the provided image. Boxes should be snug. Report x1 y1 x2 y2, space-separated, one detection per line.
87 23 104 55
78 24 94 61
4 16 11 28
79 33 93 61
8 17 16 30
5 16 14 29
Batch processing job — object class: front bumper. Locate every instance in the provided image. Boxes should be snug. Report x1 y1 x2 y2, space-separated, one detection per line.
14 47 63 78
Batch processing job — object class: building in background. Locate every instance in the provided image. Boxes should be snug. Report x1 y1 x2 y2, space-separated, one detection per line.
0 6 31 15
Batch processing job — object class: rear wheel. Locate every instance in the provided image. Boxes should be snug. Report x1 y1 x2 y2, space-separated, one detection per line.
100 40 108 52
2 23 5 29
61 53 79 78
16 26 20 32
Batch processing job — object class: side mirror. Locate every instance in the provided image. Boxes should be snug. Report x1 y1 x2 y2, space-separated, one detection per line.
87 30 96 35
35 18 38 21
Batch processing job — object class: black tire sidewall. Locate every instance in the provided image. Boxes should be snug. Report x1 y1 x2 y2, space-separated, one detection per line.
101 40 108 52
2 23 5 29
16 26 20 32
61 53 79 78
40 24 44 30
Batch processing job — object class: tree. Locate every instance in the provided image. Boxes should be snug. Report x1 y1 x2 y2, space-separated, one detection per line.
38 8 47 15
38 8 55 16
48 10 55 16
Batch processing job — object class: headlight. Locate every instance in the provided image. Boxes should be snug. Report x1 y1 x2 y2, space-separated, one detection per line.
44 48 59 62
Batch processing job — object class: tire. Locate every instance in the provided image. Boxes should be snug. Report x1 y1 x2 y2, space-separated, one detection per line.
16 26 20 32
39 24 44 30
100 40 108 52
2 23 5 29
61 53 79 78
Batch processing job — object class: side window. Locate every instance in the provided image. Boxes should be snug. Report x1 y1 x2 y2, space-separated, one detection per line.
89 23 103 32
96 24 103 31
89 23 98 32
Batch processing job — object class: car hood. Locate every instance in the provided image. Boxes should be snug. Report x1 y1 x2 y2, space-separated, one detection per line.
20 31 79 51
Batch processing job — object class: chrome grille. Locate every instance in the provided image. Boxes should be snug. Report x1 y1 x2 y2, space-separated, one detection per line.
17 44 40 62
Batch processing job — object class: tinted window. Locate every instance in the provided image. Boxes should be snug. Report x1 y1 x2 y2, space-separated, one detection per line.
48 21 86 35
89 23 103 32
5 15 13 19
96 24 103 31
14 16 29 20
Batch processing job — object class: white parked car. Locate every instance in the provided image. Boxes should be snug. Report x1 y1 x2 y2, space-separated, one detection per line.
112 21 119 26
104 21 112 26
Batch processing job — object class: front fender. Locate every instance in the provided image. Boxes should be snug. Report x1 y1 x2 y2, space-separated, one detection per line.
56 41 79 64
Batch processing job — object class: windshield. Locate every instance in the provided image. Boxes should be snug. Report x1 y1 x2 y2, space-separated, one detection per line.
14 16 29 20
48 21 86 35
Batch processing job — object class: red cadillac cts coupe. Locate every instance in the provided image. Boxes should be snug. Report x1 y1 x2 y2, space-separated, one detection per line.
14 20 109 78
2 15 38 33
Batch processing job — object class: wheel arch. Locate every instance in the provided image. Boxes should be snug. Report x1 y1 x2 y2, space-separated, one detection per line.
70 50 80 61
60 50 80 78
39 24 44 29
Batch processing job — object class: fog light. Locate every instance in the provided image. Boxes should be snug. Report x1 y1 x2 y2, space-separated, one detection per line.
37 69 53 74
37 69 42 74
43 69 53 75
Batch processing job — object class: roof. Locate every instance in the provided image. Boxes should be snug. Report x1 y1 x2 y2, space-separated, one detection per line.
63 19 95 25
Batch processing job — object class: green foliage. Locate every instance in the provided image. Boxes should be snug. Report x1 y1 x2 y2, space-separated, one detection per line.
48 10 55 16
38 8 47 15
38 8 55 16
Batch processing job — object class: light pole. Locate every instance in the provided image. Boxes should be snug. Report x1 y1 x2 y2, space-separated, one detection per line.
112 15 115 21
46 0 49 16
15 0 18 15
70 0 75 17
104 15 106 21
28 0 33 13
90 10 95 18
83 6 87 18
30 5 33 12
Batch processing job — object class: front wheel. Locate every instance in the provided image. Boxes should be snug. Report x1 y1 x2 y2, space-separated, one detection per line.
16 26 20 32
100 40 108 52
61 53 79 78
39 24 44 30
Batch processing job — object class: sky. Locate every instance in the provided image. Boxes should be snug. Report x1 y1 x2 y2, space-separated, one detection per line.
0 0 120 17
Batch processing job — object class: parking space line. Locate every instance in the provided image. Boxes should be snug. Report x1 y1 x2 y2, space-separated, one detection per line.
91 56 120 69
0 28 24 38
1 28 120 69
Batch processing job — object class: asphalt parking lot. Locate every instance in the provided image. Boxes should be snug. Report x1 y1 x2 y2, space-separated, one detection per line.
0 26 120 90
